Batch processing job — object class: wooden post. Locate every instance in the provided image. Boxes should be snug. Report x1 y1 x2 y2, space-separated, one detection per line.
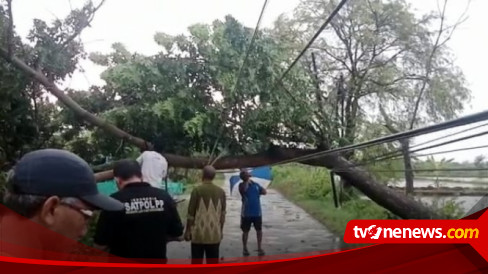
330 171 339 208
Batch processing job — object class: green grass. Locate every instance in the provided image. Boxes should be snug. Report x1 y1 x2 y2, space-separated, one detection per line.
271 164 391 235
414 176 488 185
287 198 389 234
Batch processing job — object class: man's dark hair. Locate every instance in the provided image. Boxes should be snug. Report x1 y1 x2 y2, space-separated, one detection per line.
202 165 216 180
3 190 48 218
140 139 164 153
140 142 154 153
2 169 47 218
113 160 142 180
153 141 163 153
239 169 250 181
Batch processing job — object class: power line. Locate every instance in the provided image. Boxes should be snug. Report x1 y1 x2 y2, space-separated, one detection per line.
372 121 488 162
352 143 488 172
271 0 348 103
231 0 269 96
208 0 269 161
283 129 488 176
274 0 348 84
332 167 488 173
412 121 488 148
263 0 484 169
212 0 348 160
370 129 488 164
265 0 349 141
395 144 488 160
271 109 488 166
323 133 488 173
351 144 488 170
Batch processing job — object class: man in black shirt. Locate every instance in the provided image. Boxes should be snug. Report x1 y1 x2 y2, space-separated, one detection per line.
94 160 183 262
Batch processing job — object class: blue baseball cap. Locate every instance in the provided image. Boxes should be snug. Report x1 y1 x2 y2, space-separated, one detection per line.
11 149 123 211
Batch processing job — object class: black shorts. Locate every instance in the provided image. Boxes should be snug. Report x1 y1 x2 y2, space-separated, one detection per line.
241 216 262 232
191 243 220 264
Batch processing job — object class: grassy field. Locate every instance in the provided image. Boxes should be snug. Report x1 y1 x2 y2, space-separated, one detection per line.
271 164 391 235
414 177 488 185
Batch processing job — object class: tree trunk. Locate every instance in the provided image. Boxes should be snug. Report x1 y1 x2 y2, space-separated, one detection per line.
340 94 359 194
401 139 414 195
95 147 440 219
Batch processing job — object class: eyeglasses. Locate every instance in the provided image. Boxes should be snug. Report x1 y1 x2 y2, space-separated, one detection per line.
60 200 94 219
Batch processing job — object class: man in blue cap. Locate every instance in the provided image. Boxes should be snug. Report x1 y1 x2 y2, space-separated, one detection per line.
0 149 124 258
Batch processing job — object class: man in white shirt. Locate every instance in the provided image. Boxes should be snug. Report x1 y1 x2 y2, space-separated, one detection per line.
136 147 168 188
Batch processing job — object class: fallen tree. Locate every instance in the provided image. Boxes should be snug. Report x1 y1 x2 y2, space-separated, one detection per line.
0 0 439 219
94 146 439 219
0 35 440 220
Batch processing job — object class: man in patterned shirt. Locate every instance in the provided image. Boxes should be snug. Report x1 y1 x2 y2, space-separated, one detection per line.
184 166 226 264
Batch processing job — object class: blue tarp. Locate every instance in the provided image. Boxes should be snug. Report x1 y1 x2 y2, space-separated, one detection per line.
229 166 272 194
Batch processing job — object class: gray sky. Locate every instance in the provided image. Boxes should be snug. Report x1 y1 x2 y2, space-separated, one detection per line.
10 0 488 162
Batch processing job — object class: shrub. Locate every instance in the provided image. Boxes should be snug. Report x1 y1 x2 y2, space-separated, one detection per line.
272 164 332 200
271 164 391 234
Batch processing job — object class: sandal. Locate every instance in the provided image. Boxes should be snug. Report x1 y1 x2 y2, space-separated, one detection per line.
243 250 250 256
258 249 265 256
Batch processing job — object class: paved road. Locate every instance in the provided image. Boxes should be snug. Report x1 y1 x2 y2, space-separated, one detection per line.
166 182 344 262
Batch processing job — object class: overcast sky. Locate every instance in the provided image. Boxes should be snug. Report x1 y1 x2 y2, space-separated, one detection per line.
10 0 488 162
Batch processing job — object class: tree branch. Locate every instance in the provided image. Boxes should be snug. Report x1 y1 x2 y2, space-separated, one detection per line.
311 46 352 73
331 20 356 74
435 0 471 49
409 0 448 130
311 52 325 112
61 0 107 48
368 74 427 87
6 0 14 57
379 104 398 133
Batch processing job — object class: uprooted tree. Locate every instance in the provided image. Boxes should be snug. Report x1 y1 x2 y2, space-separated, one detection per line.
0 0 471 219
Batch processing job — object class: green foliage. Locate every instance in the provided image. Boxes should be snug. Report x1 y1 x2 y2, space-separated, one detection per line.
65 14 314 158
272 164 390 234
273 164 331 200
281 0 470 146
354 122 405 183
415 156 488 179
436 199 464 219
0 1 101 165
416 197 464 220
474 155 486 168
0 0 474 227
272 164 466 234
169 168 201 186
80 213 99 247
0 0 470 173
